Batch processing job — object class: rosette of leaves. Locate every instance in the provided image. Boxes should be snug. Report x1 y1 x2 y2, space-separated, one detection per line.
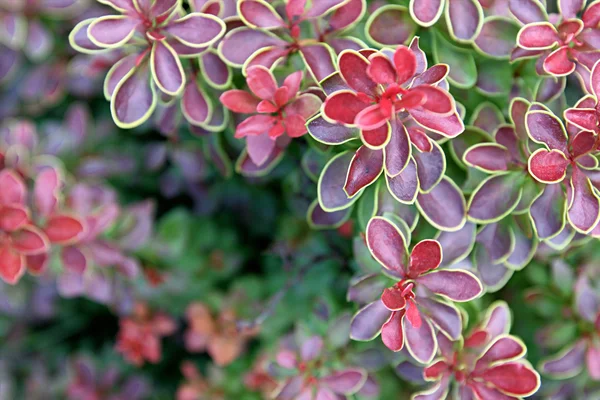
348 216 482 364
0 169 52 284
67 356 151 400
221 66 322 176
513 0 600 81
270 325 370 399
308 40 468 233
69 0 226 128
414 301 541 399
218 0 359 81
525 104 600 236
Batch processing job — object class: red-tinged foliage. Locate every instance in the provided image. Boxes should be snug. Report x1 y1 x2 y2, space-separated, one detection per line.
116 302 176 366
11 0 600 397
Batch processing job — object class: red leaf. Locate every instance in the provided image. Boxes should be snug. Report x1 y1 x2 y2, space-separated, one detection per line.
528 149 569 183
381 287 407 310
481 362 540 396
405 299 422 328
517 22 559 49
246 65 278 100
408 239 442 277
0 205 29 232
338 51 377 95
220 90 260 113
393 46 417 85
543 46 576 76
424 360 450 380
44 215 86 245
323 91 370 125
0 243 24 284
344 146 384 196
381 310 405 351
367 53 397 84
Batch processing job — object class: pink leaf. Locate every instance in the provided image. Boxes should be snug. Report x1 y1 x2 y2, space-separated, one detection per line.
220 90 260 114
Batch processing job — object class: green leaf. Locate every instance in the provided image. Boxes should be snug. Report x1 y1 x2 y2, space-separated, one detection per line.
155 208 192 258
433 30 477 89
356 184 378 232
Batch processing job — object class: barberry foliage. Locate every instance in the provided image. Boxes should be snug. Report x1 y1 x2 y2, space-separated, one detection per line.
1 0 600 398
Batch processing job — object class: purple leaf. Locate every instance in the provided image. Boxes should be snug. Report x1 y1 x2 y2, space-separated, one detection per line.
103 54 137 100
559 0 584 19
447 0 483 42
477 222 513 263
305 0 348 18
464 144 509 172
318 152 359 211
246 133 275 167
199 50 231 88
110 63 157 129
536 76 566 103
181 79 211 126
236 147 283 177
416 269 483 301
475 246 513 292
483 301 512 337
218 27 287 67
307 200 351 229
468 174 522 223
347 274 387 304
301 336 324 361
25 20 53 60
322 369 367 395
417 177 466 231
366 216 407 273
471 102 503 133
474 17 520 58
541 340 587 378
344 146 384 197
238 0 286 29
418 297 462 340
437 222 476 267
350 300 392 341
88 16 139 47
475 336 526 368
166 13 225 47
307 115 359 145
413 141 445 192
384 120 411 177
403 314 436 363
409 0 444 27
575 274 599 322
300 43 337 82
509 0 547 24
386 157 418 203
530 183 566 239
365 5 417 46
151 40 185 96
506 222 536 269
526 110 568 152
567 168 600 233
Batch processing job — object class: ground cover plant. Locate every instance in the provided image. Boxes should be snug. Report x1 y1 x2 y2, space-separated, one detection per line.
1 0 600 398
